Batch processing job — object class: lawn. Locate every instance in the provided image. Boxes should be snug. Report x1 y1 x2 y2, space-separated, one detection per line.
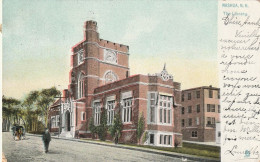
81 138 220 159
127 142 220 159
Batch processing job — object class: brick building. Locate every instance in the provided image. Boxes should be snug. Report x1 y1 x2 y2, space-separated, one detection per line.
175 86 220 142
48 20 182 147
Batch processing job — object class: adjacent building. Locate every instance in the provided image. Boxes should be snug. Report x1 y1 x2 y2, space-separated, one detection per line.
48 20 182 147
176 86 220 142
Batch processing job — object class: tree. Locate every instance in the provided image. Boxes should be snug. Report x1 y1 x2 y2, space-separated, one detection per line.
109 113 123 144
97 109 108 141
88 117 96 139
2 96 21 130
137 112 145 145
22 90 39 131
36 87 60 127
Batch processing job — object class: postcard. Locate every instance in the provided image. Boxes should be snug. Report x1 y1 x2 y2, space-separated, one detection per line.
1 0 259 162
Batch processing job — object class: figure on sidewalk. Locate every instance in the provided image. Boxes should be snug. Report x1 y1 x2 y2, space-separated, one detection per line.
42 128 51 153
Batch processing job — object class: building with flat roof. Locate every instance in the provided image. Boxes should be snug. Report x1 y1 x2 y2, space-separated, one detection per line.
175 86 220 142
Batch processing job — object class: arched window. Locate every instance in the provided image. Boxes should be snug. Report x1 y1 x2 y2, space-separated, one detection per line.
78 73 84 99
104 70 118 84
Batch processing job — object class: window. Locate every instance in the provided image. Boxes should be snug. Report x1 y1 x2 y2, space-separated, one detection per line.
149 134 154 144
160 108 163 123
192 131 198 137
196 91 200 98
51 116 56 128
181 94 184 102
196 117 199 125
77 50 84 65
168 136 172 145
107 100 115 125
207 117 215 125
159 134 172 145
159 95 172 124
78 73 84 99
56 115 60 127
218 91 220 99
94 102 101 125
167 109 171 124
207 117 211 125
188 106 192 113
218 132 221 137
188 118 192 126
181 107 185 114
207 104 216 112
122 98 132 123
164 109 167 123
197 105 200 113
207 104 210 112
81 112 86 121
149 93 156 123
182 119 185 127
209 90 213 98
188 93 191 100
218 105 220 113
211 105 215 112
212 118 215 124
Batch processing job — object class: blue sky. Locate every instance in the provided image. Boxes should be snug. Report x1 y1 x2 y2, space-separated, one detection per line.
3 0 218 99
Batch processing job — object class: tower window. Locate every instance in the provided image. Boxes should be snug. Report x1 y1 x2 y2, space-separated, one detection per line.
77 50 84 65
78 73 84 99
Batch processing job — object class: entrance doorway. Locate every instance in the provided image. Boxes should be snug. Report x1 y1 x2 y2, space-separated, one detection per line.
65 111 71 131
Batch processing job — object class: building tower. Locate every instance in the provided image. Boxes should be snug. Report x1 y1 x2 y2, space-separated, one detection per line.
64 20 130 136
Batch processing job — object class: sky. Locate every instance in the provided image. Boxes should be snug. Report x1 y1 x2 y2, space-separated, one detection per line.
3 0 218 99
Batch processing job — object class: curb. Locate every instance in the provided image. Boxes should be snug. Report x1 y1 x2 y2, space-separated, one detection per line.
27 133 220 162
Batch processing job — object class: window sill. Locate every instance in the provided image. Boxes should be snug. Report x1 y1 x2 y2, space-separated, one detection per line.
123 122 132 125
157 123 172 126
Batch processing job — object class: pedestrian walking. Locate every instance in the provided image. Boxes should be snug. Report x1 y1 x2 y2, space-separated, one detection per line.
42 128 51 153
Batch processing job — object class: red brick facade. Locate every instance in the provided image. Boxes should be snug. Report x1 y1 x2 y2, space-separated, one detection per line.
175 86 220 142
48 20 182 146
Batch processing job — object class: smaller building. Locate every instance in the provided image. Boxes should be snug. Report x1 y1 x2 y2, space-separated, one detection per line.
176 86 220 142
48 98 62 135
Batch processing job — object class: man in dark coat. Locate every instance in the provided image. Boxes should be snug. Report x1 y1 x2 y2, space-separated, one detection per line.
42 128 51 153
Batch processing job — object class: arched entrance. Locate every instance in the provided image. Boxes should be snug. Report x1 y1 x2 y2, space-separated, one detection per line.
65 111 71 131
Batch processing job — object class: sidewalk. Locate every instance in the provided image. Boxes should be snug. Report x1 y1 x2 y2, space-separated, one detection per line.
27 133 220 162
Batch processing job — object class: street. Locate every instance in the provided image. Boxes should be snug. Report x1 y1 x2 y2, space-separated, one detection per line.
2 132 185 162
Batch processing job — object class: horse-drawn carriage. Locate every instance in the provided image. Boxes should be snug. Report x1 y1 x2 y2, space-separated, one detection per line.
12 125 25 140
